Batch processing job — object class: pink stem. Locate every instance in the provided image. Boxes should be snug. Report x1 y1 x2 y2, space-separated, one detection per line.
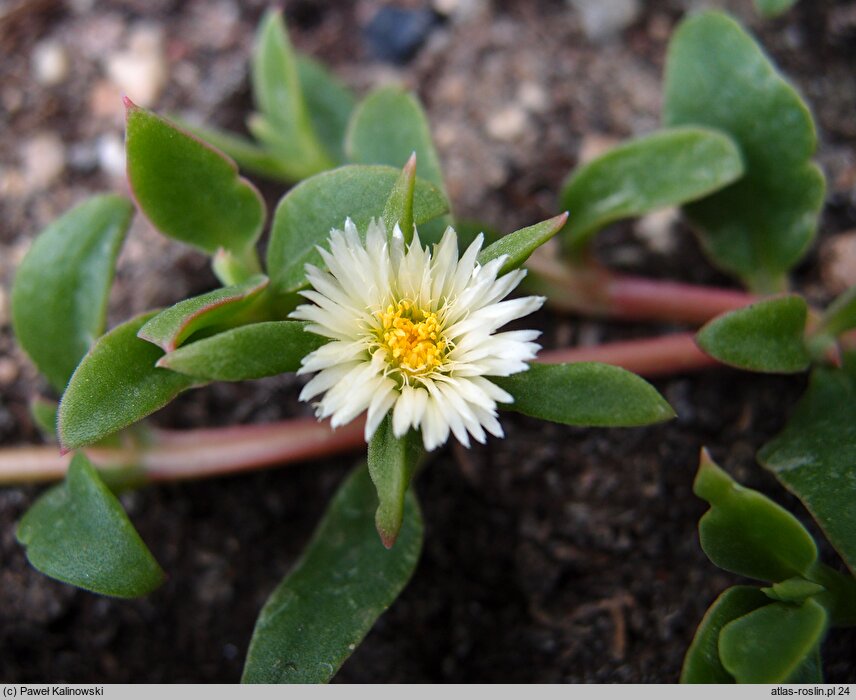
538 332 717 377
527 254 755 325
0 417 365 485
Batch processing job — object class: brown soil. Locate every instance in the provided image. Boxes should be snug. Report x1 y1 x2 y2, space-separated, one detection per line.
1 0 855 683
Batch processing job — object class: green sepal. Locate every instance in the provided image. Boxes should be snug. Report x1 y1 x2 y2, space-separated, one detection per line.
382 153 417 243
478 213 569 275
367 417 423 548
762 577 826 604
16 453 164 598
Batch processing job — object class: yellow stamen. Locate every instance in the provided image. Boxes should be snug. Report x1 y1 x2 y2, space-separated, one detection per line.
375 300 447 375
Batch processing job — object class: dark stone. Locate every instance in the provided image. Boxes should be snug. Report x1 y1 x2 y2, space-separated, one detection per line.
363 6 442 65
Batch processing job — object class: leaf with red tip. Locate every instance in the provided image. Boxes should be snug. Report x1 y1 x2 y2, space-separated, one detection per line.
478 212 569 275
137 275 269 353
125 101 266 256
367 415 423 548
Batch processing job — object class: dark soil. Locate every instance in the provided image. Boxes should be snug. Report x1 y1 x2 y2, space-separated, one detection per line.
1 0 855 683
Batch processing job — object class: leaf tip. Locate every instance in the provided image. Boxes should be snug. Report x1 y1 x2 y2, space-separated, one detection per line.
122 95 138 112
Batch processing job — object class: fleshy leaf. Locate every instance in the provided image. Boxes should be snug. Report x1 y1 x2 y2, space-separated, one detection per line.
719 600 828 683
266 165 448 294
664 11 825 292
367 416 423 548
478 212 569 275
158 321 327 381
817 285 856 338
382 153 416 242
693 450 818 582
242 464 423 683
762 577 826 604
345 87 450 242
696 295 810 373
59 313 197 450
681 586 769 683
138 276 269 352
250 10 333 177
559 127 743 256
16 453 164 598
494 362 675 427
759 367 856 574
126 101 266 256
30 398 58 441
296 55 355 166
11 195 133 391
754 0 798 18
174 121 296 181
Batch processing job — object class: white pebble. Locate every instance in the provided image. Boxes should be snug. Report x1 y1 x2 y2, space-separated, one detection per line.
97 133 126 178
32 41 70 86
22 133 65 190
568 0 641 42
486 106 529 142
105 25 167 107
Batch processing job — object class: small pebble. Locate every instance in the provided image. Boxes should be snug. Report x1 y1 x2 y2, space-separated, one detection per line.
105 25 167 107
486 105 529 142
22 133 65 190
636 208 678 255
32 40 70 86
568 0 641 42
577 133 619 164
97 133 126 178
0 358 19 385
820 230 856 295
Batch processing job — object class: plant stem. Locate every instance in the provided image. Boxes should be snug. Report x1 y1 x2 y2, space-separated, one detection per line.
526 252 755 325
0 417 365 485
0 335 720 486
537 332 717 377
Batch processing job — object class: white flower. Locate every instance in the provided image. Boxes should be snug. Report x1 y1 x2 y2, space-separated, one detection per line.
290 218 545 451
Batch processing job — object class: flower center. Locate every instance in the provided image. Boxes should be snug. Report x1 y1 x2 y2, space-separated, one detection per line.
375 300 447 376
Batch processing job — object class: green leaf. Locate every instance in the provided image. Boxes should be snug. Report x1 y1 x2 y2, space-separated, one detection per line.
559 127 744 256
266 165 448 294
11 195 133 391
158 321 327 381
125 101 266 256
494 362 675 427
242 463 423 683
251 10 333 176
478 212 569 275
696 295 810 373
296 55 355 166
754 0 798 18
762 577 826 604
787 646 823 684
30 397 58 441
174 120 296 181
681 586 769 683
759 367 856 575
693 450 818 581
345 87 450 243
16 453 164 598
719 599 828 683
346 87 446 193
382 153 417 243
817 285 856 338
58 312 197 450
664 11 825 292
367 417 423 549
138 276 269 352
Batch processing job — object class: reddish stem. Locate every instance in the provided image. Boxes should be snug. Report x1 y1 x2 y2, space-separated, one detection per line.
0 417 365 485
538 332 717 377
527 253 755 325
